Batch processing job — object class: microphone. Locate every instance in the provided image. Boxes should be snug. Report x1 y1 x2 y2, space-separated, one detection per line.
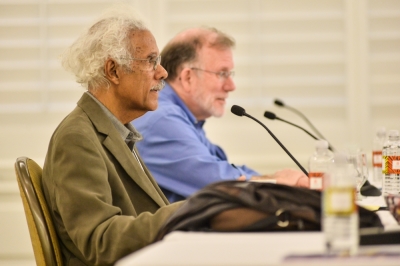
231 105 308 176
263 111 334 152
274 99 380 196
274 99 327 141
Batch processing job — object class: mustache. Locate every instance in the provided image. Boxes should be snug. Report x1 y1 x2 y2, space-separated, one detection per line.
151 80 165 91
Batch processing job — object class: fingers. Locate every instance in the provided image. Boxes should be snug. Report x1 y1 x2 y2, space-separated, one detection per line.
273 169 310 187
237 175 246 181
296 176 310 187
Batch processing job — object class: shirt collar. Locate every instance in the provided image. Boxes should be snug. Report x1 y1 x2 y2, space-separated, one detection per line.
85 91 143 146
163 82 205 127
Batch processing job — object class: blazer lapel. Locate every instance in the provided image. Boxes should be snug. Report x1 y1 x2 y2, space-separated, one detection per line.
77 93 168 207
134 146 170 204
103 137 168 207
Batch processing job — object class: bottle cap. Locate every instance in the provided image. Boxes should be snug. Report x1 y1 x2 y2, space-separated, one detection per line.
316 139 329 149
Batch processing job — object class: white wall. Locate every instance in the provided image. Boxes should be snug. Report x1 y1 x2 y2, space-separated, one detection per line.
0 0 399 264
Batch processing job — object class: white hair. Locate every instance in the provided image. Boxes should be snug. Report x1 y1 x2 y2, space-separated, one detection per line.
61 5 148 90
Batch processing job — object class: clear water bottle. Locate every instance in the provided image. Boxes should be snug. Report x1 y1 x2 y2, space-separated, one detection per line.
382 129 400 196
308 140 334 191
323 152 358 255
372 127 386 189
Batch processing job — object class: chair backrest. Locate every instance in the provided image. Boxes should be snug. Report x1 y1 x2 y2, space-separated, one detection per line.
15 157 63 266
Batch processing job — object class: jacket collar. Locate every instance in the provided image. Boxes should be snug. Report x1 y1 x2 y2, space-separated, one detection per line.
163 83 205 127
77 93 169 206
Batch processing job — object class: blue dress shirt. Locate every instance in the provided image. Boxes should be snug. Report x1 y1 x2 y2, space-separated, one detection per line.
133 83 259 202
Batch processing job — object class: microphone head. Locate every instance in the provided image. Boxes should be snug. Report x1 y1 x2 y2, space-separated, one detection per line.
231 105 246 117
264 111 277 120
274 99 285 107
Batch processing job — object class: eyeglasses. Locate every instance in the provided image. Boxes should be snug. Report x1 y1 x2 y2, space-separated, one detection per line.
121 55 161 70
191 67 235 80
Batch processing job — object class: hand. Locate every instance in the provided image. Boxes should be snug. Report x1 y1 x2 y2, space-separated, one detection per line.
272 169 309 188
249 175 275 182
237 175 246 181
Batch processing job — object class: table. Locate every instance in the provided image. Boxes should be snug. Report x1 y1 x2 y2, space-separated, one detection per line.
116 196 400 266
357 195 399 230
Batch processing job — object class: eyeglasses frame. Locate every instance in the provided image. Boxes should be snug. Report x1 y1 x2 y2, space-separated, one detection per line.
190 67 235 80
120 54 161 70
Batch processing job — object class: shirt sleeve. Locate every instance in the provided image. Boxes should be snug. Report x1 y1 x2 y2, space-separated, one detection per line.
134 108 259 198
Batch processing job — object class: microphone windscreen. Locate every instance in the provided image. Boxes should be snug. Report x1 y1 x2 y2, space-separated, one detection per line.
274 99 285 107
231 105 246 117
264 111 277 120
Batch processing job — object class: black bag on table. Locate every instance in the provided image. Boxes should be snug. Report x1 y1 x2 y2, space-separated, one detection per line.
155 181 383 241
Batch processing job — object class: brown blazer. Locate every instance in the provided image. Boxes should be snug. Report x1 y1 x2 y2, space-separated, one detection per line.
42 93 183 266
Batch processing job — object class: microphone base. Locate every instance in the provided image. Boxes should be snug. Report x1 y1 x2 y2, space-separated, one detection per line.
361 180 381 197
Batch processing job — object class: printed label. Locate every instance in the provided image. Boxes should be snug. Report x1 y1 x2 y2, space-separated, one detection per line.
324 187 356 215
383 156 400 174
308 172 324 191
393 160 400 170
372 151 382 167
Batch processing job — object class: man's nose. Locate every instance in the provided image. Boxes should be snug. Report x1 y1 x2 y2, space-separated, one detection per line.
223 76 236 91
156 64 168 80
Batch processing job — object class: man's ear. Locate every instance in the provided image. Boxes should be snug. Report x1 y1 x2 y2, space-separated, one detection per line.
180 67 193 92
104 58 120 85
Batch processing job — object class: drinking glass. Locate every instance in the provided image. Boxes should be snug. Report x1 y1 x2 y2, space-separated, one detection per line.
346 149 368 201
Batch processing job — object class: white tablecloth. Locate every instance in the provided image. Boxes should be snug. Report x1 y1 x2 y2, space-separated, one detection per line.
116 196 400 266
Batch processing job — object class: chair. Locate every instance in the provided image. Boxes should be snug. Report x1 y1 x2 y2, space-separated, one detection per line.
15 157 63 266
